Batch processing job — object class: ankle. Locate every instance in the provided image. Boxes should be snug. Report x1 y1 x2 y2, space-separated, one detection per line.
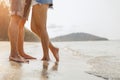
9 53 20 58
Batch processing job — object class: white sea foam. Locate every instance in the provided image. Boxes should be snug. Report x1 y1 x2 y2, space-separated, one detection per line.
56 40 120 80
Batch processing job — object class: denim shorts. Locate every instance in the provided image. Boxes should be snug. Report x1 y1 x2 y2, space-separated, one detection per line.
33 0 53 8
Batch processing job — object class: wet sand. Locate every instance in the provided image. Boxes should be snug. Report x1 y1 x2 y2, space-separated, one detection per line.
0 41 116 80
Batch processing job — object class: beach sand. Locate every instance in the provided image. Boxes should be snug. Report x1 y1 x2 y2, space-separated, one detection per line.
0 41 120 80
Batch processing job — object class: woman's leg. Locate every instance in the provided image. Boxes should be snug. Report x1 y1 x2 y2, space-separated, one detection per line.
31 4 59 61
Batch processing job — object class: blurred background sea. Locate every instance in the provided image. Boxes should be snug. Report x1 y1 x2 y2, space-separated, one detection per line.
57 40 120 80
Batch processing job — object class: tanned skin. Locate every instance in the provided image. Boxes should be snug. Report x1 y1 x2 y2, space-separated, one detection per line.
8 0 36 63
8 1 59 62
31 4 59 61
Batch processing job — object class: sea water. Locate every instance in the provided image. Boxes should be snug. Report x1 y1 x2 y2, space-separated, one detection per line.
56 40 120 80
0 41 120 80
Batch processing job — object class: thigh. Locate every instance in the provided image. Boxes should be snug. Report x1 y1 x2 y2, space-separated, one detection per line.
23 0 32 20
32 4 49 30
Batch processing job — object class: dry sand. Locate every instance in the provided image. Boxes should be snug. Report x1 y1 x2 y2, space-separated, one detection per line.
0 41 107 80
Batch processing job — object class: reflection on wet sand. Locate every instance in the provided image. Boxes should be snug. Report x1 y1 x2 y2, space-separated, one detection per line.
2 41 118 80
0 60 59 80
2 61 22 80
51 62 59 71
41 61 59 80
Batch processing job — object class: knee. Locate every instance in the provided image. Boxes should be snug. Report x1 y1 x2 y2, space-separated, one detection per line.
19 19 26 28
31 26 35 32
11 15 21 20
31 24 37 33
10 15 21 24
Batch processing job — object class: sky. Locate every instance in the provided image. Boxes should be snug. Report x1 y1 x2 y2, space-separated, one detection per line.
5 0 120 40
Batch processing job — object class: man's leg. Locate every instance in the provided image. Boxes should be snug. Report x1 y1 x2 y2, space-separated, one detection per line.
15 0 36 59
31 4 59 61
8 15 28 63
17 19 36 59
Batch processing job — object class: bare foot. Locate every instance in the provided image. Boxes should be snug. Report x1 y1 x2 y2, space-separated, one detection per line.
20 52 36 59
9 54 29 63
51 47 59 61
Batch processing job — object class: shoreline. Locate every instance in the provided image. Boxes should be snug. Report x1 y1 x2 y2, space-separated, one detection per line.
0 41 120 80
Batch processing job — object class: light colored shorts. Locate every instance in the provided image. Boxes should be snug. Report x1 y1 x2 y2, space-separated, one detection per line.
32 0 53 8
9 0 32 20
